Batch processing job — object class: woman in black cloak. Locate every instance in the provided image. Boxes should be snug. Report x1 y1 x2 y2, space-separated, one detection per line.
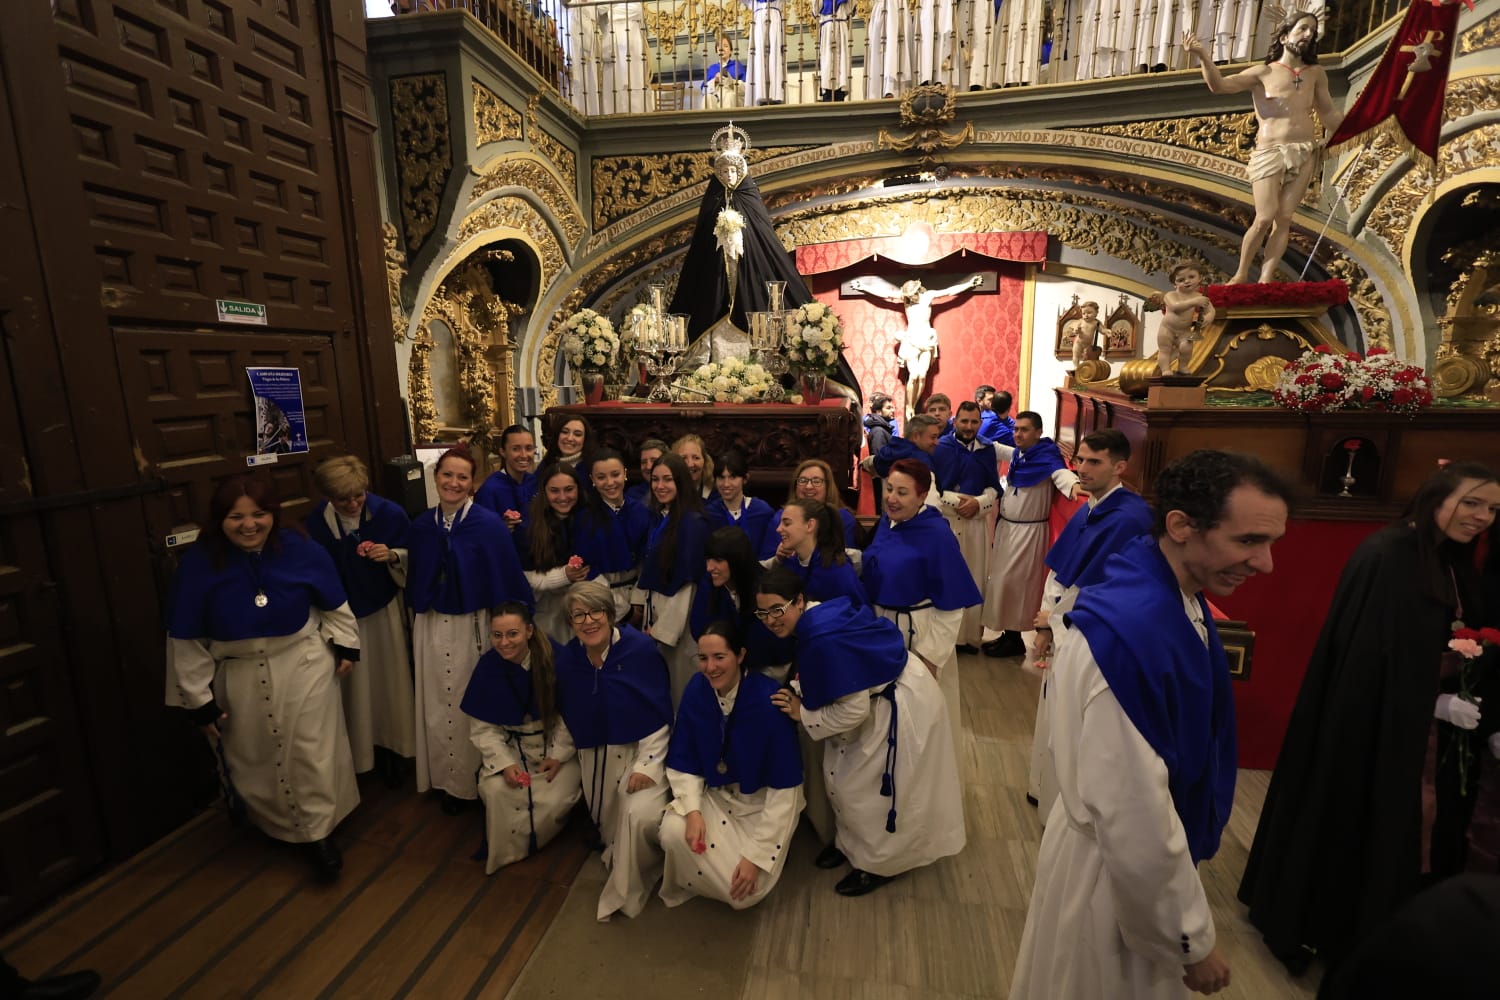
1238 462 1500 974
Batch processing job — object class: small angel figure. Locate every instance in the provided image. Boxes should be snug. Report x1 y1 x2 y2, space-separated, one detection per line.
1067 300 1103 370
1157 261 1215 376
850 273 982 417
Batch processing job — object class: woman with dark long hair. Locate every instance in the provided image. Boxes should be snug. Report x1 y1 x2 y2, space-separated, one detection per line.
1240 461 1500 974
167 476 359 879
630 452 710 706
659 619 803 910
690 526 795 679
550 415 596 480
588 448 653 619
474 424 540 532
517 462 633 642
766 498 864 605
462 603 581 873
406 446 533 813
705 450 775 554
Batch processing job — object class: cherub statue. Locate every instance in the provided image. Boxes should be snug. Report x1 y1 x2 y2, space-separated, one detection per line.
1067 300 1103 370
849 273 983 418
1157 261 1216 376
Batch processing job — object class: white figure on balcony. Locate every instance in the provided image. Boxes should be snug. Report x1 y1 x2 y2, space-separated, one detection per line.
600 1 647 114
817 0 852 102
742 0 785 105
866 0 915 98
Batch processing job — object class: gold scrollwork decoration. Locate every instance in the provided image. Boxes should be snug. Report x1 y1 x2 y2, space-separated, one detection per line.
525 93 579 197
472 81 522 146
1245 355 1292 391
1365 122 1500 255
415 257 521 442
390 73 452 257
1323 251 1393 351
1460 7 1500 55
408 332 438 443
456 196 567 291
470 156 586 247
1443 74 1500 121
383 221 409 343
590 145 810 229
1070 112 1258 164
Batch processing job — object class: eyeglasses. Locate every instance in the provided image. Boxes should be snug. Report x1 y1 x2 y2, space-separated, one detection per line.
568 608 609 625
795 477 825 487
753 599 796 621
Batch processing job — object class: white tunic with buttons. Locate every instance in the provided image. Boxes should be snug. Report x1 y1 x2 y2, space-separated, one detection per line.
579 724 671 921
413 610 489 799
470 703 582 875
1010 594 1216 999
167 610 359 843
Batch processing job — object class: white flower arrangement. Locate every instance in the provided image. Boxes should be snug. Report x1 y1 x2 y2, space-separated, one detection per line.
785 300 845 374
561 309 619 371
679 356 777 403
714 208 745 262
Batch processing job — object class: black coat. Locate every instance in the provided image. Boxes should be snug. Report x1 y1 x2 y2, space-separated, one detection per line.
1237 524 1482 967
863 413 894 456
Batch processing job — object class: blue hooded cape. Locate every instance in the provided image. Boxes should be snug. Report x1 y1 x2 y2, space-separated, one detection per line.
705 494 777 555
1046 487 1154 591
870 437 938 484
1064 534 1237 864
459 639 566 727
772 551 864 606
474 468 538 527
933 434 1002 497
759 506 858 559
169 530 349 641
639 509 709 596
1006 436 1066 490
862 506 983 611
793 597 906 710
305 493 409 618
689 577 796 672
514 470 635 578
554 625 673 749
666 670 803 793
406 502 534 615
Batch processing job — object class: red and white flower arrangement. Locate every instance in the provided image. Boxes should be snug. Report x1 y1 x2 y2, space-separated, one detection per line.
1272 346 1434 415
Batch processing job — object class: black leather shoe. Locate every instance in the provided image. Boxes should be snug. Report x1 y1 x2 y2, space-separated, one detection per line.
982 632 1026 658
955 643 979 655
441 792 469 815
834 869 893 896
309 838 342 880
17 970 102 1000
814 844 847 869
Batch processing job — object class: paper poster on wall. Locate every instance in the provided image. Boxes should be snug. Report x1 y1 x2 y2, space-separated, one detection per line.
246 366 308 464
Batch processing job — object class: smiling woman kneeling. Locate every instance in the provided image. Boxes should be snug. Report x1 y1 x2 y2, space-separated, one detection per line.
659 620 804 910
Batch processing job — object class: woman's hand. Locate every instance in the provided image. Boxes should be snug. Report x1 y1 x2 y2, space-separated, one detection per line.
730 858 761 901
539 757 563 782
770 688 802 722
200 712 229 739
564 562 590 583
362 542 395 563
683 810 706 853
335 659 356 678
626 771 656 794
501 764 529 789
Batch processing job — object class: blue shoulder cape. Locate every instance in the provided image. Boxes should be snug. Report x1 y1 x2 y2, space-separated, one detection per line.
1046 488 1154 591
759 506 858 559
554 625 673 748
1064 534 1237 864
871 437 937 483
688 577 797 672
474 469 538 527
515 504 635 577
705 494 776 556
862 506 982 611
406 503 534 615
459 639 566 727
305 493 409 618
990 415 1016 447
793 597 906 709
1006 437 1066 489
933 434 1002 497
775 552 864 605
639 509 709 596
169 530 349 641
666 671 803 793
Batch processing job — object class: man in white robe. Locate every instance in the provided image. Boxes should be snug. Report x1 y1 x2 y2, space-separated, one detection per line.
934 401 998 652
1011 449 1293 999
982 412 1078 659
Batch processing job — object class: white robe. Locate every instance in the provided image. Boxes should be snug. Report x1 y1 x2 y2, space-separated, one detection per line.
1076 0 1138 79
955 0 996 88
565 0 602 115
984 445 1077 633
866 0 915 98
632 580 696 709
817 0 852 95
874 602 965 760
799 652 965 876
325 507 415 770
580 724 671 921
989 0 1046 85
659 684 804 909
937 481 997 647
1192 0 1257 63
744 0 785 104
168 610 360 843
413 609 489 800
470 706 582 875
915 0 957 84
1011 597 1217 999
600 3 647 115
525 565 574 649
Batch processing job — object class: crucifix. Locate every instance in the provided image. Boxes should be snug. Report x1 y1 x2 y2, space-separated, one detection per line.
1398 30 1444 101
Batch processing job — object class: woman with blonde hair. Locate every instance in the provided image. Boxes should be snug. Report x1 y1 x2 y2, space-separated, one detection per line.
307 455 417 784
760 458 859 557
462 602 582 873
671 433 716 500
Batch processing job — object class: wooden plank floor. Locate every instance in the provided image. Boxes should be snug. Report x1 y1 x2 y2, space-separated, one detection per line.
4 653 1326 999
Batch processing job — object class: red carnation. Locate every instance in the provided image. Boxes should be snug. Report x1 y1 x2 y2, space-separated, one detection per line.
1345 352 1363 362
1296 373 1315 386
1479 627 1500 645
1392 388 1413 405
1320 373 1345 389
1368 347 1389 356
1360 386 1375 402
1454 627 1482 642
1314 345 1334 355
1393 369 1417 384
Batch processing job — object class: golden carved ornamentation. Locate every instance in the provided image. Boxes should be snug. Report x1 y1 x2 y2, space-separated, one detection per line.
1337 128 1404 210
1323 252 1393 351
383 221 409 343
879 84 974 165
1365 122 1500 254
1070 112 1258 164
590 145 810 229
1245 355 1291 391
640 2 752 52
408 332 438 443
525 93 578 197
415 255 521 442
456 197 567 290
1443 74 1500 120
390 73 452 257
470 156 586 247
1435 250 1500 397
1460 8 1500 55
472 80 522 146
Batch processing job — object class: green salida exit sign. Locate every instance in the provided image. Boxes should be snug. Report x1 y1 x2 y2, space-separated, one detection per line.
216 299 267 325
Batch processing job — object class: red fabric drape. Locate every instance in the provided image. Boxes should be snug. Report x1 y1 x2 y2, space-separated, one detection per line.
796 221 1047 274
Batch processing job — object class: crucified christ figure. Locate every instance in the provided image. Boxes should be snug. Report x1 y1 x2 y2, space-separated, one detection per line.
850 273 982 418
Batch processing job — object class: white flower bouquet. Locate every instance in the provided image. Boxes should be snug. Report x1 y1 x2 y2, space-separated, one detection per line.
714 208 745 262
678 357 778 403
561 309 620 371
785 300 844 374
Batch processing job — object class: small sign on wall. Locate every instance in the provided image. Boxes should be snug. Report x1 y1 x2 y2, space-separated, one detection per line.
216 299 268 325
247 366 309 464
